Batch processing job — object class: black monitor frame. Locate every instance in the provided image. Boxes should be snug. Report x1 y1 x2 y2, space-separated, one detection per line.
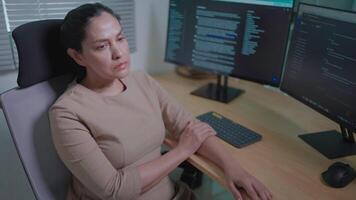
164 0 295 103
281 3 356 159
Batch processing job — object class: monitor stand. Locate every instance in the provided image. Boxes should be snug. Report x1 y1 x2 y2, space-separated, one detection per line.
191 74 244 103
299 125 356 159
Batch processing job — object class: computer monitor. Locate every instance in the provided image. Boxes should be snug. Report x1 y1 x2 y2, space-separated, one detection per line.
281 3 356 159
165 0 294 103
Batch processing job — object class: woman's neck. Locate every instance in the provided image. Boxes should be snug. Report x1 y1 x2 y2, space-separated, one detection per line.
80 74 124 96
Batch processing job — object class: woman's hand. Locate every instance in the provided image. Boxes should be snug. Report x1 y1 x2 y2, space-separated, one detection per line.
175 121 216 157
225 164 273 200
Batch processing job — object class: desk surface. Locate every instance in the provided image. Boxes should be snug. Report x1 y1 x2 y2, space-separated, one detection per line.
154 72 356 200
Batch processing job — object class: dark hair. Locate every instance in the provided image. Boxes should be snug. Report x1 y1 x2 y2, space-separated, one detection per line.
60 3 121 81
61 3 121 52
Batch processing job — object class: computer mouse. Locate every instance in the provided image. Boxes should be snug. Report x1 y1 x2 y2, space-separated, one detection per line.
322 162 356 188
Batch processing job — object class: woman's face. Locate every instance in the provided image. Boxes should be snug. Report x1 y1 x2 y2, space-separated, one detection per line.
72 11 130 81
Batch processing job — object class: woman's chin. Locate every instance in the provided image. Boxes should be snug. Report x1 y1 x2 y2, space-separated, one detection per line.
115 67 129 79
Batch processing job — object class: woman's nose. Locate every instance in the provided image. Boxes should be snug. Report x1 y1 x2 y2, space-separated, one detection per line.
112 45 122 60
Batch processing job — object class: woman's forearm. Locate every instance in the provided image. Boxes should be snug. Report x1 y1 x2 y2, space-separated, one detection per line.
137 147 189 193
197 136 239 174
197 136 273 200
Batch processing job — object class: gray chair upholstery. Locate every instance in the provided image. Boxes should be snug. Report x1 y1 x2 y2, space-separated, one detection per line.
0 75 73 200
0 20 77 200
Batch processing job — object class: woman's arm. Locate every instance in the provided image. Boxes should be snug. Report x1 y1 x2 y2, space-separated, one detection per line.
138 121 215 193
196 126 273 200
50 106 142 200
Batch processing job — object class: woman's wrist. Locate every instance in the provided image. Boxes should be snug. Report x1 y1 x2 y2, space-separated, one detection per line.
223 159 244 176
172 145 192 162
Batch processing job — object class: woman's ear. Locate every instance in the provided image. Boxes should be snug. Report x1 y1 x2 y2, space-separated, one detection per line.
67 48 87 67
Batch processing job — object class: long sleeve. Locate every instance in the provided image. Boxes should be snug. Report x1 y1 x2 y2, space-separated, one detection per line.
144 73 197 139
49 105 141 200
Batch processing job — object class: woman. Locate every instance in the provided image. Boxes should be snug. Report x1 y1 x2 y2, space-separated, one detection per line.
49 3 272 200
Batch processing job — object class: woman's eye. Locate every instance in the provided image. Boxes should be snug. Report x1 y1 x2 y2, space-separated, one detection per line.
118 37 125 41
96 45 106 50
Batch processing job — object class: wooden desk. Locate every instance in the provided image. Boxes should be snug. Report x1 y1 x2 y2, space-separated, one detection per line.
154 72 356 200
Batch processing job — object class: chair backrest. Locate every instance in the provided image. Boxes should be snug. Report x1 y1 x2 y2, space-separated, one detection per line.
0 20 77 200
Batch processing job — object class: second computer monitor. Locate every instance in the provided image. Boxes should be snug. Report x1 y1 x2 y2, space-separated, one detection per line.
165 0 294 86
281 3 356 158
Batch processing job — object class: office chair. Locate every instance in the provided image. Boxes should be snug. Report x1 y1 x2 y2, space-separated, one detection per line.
0 20 77 200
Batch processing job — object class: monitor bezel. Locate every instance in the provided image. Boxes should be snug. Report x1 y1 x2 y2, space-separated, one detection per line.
164 0 295 87
280 2 356 132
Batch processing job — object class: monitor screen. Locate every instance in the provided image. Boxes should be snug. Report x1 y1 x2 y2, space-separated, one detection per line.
281 3 356 131
165 0 294 86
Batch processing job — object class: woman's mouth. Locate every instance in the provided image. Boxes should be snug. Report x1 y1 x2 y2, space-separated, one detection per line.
114 62 127 70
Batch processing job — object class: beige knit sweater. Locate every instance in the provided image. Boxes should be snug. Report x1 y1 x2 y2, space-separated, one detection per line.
49 71 194 200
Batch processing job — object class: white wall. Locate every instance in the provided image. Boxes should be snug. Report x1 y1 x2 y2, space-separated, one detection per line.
131 0 176 74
